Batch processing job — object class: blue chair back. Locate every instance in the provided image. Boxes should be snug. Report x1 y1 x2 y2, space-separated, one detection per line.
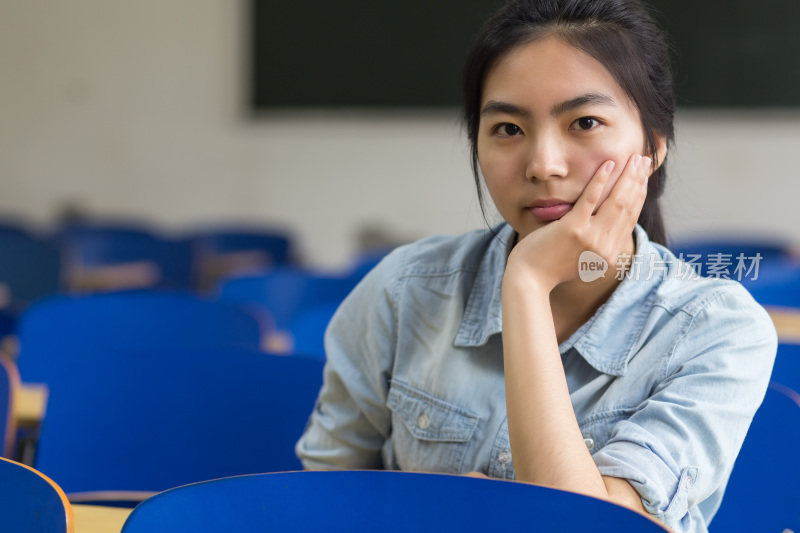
0 233 61 312
670 238 787 260
34 347 323 495
740 258 800 308
670 238 789 282
771 343 800 391
0 354 19 457
58 224 193 290
0 218 34 238
0 457 72 533
710 383 800 531
121 470 668 532
187 227 293 291
0 309 15 341
189 227 292 264
289 302 338 358
17 292 263 384
218 268 356 331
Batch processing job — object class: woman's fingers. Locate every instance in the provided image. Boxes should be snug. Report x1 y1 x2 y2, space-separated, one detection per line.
571 159 616 219
595 153 650 227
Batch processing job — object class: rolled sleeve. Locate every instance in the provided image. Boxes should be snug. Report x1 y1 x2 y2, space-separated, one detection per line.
593 285 778 532
295 249 404 470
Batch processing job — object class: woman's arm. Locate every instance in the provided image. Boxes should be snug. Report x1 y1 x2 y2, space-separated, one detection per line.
502 154 651 511
295 250 402 469
502 273 645 512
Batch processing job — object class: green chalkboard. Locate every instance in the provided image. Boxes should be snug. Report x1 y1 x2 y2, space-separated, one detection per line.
250 0 504 108
645 0 800 107
250 0 800 108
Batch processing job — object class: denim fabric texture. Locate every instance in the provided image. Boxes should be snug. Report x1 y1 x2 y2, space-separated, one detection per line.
296 223 778 533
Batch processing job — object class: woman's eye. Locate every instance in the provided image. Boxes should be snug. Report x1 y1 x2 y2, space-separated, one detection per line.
494 123 522 137
571 117 600 131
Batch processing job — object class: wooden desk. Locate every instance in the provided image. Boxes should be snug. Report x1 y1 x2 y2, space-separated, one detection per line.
767 306 800 344
72 504 132 533
16 383 48 428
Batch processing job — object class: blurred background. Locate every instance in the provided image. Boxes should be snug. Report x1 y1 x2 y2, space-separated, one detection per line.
0 0 798 268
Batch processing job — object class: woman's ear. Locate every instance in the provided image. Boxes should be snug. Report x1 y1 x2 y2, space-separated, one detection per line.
652 133 668 171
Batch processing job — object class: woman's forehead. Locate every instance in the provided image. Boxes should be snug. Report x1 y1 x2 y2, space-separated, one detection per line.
481 35 633 111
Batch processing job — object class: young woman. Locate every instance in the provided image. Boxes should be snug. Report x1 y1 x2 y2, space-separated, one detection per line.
296 1 777 531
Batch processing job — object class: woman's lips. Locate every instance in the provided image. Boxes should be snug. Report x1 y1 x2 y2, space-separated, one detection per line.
528 203 573 221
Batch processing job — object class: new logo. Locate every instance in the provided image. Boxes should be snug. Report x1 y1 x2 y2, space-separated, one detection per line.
578 251 607 282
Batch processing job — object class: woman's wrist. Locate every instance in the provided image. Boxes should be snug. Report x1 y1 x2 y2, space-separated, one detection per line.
502 260 555 299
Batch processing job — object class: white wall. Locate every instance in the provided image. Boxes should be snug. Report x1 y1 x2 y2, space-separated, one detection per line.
1 0 798 268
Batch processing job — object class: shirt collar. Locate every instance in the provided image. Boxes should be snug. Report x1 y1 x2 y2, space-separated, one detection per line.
453 223 514 348
454 224 663 377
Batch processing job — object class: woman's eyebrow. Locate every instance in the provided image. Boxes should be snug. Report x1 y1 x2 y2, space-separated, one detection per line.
480 100 531 118
480 93 617 119
551 92 616 117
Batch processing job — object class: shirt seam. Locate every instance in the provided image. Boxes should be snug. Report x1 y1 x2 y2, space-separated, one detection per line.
396 267 479 280
664 286 744 377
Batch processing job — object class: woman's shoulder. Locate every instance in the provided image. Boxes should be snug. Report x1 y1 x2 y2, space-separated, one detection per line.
369 224 511 280
648 242 776 342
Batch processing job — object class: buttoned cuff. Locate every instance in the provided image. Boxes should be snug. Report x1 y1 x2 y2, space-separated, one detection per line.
593 439 700 532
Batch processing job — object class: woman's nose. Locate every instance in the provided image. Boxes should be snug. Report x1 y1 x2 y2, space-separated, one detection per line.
524 133 568 181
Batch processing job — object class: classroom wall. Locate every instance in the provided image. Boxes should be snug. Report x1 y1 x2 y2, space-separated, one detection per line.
1 0 798 268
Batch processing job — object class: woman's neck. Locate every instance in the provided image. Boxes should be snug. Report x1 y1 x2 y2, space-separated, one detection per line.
548 233 636 345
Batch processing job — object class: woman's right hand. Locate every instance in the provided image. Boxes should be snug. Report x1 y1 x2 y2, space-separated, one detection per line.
504 153 651 294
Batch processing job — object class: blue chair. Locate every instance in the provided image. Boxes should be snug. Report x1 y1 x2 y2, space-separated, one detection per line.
0 457 72 533
289 302 338 358
34 347 323 497
218 267 356 333
740 258 800 308
0 233 61 313
121 470 668 532
57 222 193 291
0 218 34 238
670 237 788 261
710 383 800 532
186 226 293 290
0 354 19 457
770 343 800 391
188 226 292 264
0 309 15 341
670 237 789 282
17 292 264 384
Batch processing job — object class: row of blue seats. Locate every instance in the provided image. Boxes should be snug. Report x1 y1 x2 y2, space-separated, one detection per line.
0 222 390 359
0 220 289 317
2 291 329 494
0 217 364 307
1 462 671 532
2 217 798 312
2 342 799 531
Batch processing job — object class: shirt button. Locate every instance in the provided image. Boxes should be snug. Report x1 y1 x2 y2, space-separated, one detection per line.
498 450 512 464
417 412 430 430
584 437 595 450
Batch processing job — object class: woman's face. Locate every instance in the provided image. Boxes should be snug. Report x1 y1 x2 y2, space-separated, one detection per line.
477 35 654 240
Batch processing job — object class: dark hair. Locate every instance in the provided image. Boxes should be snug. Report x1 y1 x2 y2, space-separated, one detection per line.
462 0 674 245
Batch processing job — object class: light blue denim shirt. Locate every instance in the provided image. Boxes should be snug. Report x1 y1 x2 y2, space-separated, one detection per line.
296 223 777 532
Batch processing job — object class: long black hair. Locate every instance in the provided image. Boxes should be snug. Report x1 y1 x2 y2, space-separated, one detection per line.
462 0 674 245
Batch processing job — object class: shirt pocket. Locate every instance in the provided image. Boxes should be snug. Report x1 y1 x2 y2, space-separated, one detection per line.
386 380 479 473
